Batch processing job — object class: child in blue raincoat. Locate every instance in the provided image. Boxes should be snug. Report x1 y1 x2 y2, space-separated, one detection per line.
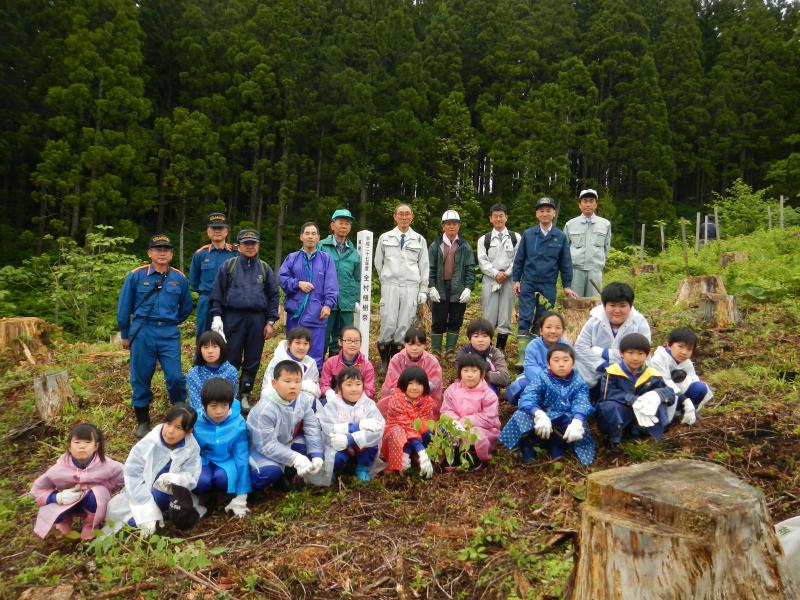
187 331 239 414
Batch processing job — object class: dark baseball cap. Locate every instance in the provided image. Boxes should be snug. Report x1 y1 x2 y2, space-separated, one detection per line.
149 234 173 249
237 229 260 243
207 213 229 228
535 197 557 210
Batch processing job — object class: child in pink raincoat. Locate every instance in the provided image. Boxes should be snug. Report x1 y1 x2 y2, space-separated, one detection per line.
30 423 124 540
379 327 443 417
319 326 377 401
441 353 501 468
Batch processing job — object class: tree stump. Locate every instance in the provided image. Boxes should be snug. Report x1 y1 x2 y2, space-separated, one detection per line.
675 275 727 306
631 263 658 276
559 297 600 344
33 370 75 424
700 292 739 327
0 317 50 363
719 251 748 269
570 459 797 600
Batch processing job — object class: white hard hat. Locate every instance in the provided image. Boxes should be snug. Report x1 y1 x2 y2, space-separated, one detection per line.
441 209 461 222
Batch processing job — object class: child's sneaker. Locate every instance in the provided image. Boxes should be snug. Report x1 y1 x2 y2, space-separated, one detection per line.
355 466 371 482
520 443 537 464
610 434 622 445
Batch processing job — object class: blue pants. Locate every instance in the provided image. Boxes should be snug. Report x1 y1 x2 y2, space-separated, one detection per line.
127 489 171 527
130 321 185 408
595 400 669 441
286 316 326 371
55 490 97 522
195 293 211 341
225 310 267 394
404 431 432 455
499 411 596 465
505 376 528 406
325 308 354 356
250 443 308 489
685 382 709 403
518 282 556 333
333 446 378 472
195 463 229 494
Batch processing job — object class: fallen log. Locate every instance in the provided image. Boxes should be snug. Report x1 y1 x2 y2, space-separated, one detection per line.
33 370 75 424
700 292 739 327
675 275 727 306
559 297 600 344
570 459 797 600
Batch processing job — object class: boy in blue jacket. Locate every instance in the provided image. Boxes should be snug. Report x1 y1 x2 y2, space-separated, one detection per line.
595 333 675 444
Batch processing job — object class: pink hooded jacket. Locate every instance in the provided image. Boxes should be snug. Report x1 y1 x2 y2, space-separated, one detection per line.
441 379 501 461
319 351 376 399
379 349 443 416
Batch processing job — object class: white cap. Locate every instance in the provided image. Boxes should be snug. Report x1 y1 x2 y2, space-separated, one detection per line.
441 209 461 222
579 188 599 200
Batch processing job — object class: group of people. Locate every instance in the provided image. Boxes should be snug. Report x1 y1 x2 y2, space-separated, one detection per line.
31 193 714 540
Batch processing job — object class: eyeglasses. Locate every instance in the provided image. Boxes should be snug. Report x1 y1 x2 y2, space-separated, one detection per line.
341 338 361 344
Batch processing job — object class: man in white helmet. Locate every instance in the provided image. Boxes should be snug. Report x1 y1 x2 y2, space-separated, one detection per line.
427 209 475 359
563 189 612 297
374 203 429 374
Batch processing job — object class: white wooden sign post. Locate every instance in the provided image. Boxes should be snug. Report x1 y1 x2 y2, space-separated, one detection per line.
356 230 374 359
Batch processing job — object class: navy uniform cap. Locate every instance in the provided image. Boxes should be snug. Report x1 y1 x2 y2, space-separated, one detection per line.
535 197 557 210
237 229 260 243
149 234 173 249
207 213 229 228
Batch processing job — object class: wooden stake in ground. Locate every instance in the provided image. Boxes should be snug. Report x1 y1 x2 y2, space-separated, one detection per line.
33 370 75 424
700 292 739 327
639 223 645 262
694 212 701 255
355 230 374 359
780 195 785 231
680 218 689 274
769 205 773 229
675 275 727 306
714 206 720 239
569 459 798 600
659 223 665 253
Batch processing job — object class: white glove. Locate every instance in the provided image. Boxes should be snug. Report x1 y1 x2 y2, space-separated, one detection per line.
138 521 158 537
563 418 585 443
308 457 324 475
401 453 412 472
358 418 382 432
458 288 471 304
301 380 320 397
353 302 361 315
590 345 606 358
291 453 312 477
428 287 441 303
632 391 661 428
56 487 84 505
224 494 250 518
533 410 552 439
417 449 434 479
211 316 226 341
325 389 337 404
330 433 349 451
153 472 179 494
490 281 501 293
417 292 427 305
681 398 697 425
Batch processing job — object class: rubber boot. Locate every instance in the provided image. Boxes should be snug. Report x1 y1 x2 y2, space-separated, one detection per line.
515 333 532 371
134 406 151 438
239 392 252 417
496 333 509 353
430 333 444 358
239 379 253 416
378 343 390 375
444 331 459 362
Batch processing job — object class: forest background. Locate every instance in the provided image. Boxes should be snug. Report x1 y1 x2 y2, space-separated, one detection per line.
2 0 800 274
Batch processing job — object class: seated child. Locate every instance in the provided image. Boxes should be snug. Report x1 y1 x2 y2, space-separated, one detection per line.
440 353 501 468
649 327 713 425
379 327 443 416
192 379 251 517
313 367 385 484
320 326 376 401
187 330 240 414
506 312 571 405
454 319 511 394
574 282 651 401
499 344 595 465
106 404 201 536
381 366 437 478
30 423 124 540
263 327 321 409
595 333 676 443
248 360 324 493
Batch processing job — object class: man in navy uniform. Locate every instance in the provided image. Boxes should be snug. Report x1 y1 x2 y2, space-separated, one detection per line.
210 229 280 413
189 212 237 341
117 234 193 437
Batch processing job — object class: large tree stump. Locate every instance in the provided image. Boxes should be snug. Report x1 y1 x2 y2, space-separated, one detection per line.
33 370 75 424
570 460 797 600
559 297 600 344
675 275 727 306
0 317 50 363
700 292 739 327
719 251 749 269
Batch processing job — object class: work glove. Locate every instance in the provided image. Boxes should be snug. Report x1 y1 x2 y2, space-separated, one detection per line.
330 433 349 451
401 452 412 472
138 520 159 538
417 292 427 305
291 453 313 477
301 380 320 397
211 316 226 341
358 417 382 433
224 494 250 518
670 369 688 383
681 398 697 425
632 391 661 428
533 410 552 440
308 457 324 475
458 288 472 304
428 287 441 303
333 422 350 434
417 449 434 479
325 389 337 404
153 472 180 494
490 281 501 293
563 419 585 443
56 487 84 505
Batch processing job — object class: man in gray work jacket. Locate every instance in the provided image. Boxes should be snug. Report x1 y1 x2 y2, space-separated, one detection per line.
563 188 612 298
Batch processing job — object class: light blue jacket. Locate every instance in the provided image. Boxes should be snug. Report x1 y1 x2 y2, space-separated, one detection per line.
193 409 251 495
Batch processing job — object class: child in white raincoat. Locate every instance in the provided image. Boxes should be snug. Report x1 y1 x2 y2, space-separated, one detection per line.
262 326 321 409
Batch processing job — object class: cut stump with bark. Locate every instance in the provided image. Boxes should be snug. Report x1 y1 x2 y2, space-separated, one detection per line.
559 297 600 344
675 275 727 306
700 292 739 328
33 370 75 424
719 251 749 269
631 263 658 276
0 317 51 363
570 459 797 600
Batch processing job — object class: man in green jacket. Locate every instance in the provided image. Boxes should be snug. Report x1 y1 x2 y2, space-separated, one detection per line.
319 208 361 358
428 210 476 359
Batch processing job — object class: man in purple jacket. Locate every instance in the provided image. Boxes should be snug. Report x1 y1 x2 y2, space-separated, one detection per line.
279 222 339 370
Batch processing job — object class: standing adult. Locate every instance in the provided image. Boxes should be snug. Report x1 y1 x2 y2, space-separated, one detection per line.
189 213 237 341
563 189 612 298
512 197 578 362
318 209 360 358
374 203 429 375
428 210 475 359
476 203 519 352
117 235 193 437
210 229 280 413
279 222 339 370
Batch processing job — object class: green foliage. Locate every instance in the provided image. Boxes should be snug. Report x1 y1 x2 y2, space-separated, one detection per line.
458 506 520 562
421 414 480 469
711 179 773 237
